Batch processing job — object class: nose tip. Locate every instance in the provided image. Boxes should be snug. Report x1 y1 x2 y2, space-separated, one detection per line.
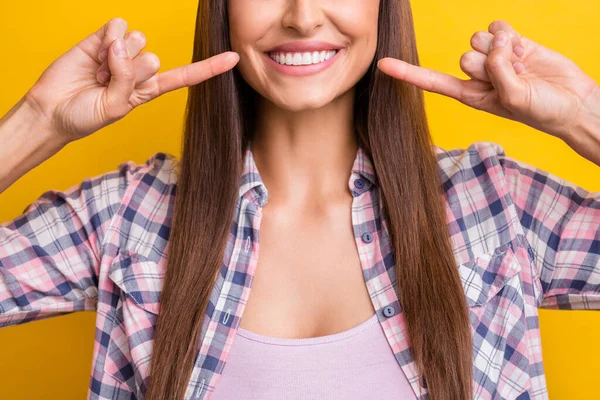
282 2 324 35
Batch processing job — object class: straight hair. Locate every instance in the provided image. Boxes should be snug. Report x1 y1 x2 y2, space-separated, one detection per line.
146 0 473 399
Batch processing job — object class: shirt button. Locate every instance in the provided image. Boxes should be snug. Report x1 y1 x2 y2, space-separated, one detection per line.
383 305 395 317
354 178 365 189
361 231 373 243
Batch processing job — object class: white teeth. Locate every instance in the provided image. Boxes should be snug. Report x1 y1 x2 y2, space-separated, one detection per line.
301 52 311 65
268 50 338 66
312 51 319 64
293 53 303 65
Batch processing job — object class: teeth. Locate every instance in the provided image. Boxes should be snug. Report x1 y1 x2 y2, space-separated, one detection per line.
269 50 338 66
312 51 320 63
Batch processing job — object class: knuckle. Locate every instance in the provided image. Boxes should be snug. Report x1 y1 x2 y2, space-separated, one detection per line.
459 53 468 69
470 30 487 46
488 19 503 32
129 30 146 45
100 17 128 49
107 17 119 27
111 17 128 28
146 53 161 71
459 52 474 69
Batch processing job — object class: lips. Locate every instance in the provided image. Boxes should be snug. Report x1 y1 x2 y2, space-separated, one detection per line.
265 40 344 54
262 47 342 76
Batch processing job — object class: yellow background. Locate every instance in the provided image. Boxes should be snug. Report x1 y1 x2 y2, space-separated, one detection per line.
1 0 599 398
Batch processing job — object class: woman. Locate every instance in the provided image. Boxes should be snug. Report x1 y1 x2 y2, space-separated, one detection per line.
1 0 598 399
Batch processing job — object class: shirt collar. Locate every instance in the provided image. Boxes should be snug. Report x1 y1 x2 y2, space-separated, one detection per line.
239 141 378 207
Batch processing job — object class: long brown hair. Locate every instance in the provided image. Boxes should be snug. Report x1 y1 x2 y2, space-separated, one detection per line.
146 0 473 399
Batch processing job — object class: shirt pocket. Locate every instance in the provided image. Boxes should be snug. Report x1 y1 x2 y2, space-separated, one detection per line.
457 242 533 399
105 251 164 399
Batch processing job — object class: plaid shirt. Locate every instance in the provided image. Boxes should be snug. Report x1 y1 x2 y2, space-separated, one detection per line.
1 140 599 399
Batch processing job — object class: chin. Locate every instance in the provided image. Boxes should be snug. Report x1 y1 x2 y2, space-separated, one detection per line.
268 90 338 112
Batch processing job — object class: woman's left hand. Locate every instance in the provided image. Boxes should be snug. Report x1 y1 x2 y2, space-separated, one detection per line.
377 20 600 144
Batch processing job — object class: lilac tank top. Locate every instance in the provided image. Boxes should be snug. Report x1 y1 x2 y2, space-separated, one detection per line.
211 313 417 399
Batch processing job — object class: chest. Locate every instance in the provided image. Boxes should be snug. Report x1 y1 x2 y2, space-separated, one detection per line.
237 206 376 338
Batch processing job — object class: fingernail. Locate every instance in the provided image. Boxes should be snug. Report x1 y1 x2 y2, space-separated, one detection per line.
98 47 108 62
113 38 129 59
227 52 240 63
513 44 525 58
98 70 110 83
492 31 508 48
513 61 525 74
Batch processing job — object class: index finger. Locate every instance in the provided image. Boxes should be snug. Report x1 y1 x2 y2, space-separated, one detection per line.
156 51 240 96
377 57 466 101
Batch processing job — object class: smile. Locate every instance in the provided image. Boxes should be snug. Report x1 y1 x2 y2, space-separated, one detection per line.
268 50 338 66
263 48 343 77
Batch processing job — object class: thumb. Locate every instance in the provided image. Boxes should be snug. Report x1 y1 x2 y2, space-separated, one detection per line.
105 38 136 117
485 30 524 105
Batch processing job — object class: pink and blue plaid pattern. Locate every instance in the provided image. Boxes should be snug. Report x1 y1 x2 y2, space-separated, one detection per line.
1 141 599 399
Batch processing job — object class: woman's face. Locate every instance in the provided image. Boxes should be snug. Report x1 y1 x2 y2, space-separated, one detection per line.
228 0 380 112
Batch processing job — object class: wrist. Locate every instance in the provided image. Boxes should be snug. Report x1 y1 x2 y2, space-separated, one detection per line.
591 85 600 125
562 85 600 166
22 90 68 147
0 95 67 192
580 85 600 135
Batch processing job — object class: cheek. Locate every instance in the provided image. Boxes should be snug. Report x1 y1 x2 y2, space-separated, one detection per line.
331 1 380 68
227 4 277 83
339 10 379 83
226 0 380 111
228 2 282 50
228 2 267 52
228 16 253 53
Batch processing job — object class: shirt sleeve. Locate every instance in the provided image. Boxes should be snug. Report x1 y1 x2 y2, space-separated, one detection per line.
497 146 600 310
0 157 152 327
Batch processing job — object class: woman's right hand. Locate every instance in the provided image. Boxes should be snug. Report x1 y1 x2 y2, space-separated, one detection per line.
23 17 239 145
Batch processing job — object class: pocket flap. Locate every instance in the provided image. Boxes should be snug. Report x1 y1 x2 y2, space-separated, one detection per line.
108 251 164 315
458 244 522 307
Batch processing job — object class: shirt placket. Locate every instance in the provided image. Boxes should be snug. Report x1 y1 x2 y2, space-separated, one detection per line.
184 195 263 400
351 174 429 399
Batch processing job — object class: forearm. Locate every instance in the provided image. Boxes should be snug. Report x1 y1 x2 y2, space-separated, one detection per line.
0 96 67 193
563 86 600 167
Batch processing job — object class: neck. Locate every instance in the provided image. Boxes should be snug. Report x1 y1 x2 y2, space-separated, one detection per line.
251 88 358 210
